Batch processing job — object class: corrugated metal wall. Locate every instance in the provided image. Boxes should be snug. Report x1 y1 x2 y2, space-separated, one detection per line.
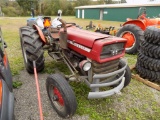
84 9 100 19
146 6 160 18
103 7 138 21
76 8 100 19
75 6 160 22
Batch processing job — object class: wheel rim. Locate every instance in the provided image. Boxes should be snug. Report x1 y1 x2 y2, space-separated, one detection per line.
49 85 65 112
120 31 136 50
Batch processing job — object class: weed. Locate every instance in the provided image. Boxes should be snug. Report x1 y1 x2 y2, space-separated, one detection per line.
13 81 22 88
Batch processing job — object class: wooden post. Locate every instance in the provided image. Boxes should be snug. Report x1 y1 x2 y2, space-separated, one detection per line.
132 74 160 91
129 65 160 91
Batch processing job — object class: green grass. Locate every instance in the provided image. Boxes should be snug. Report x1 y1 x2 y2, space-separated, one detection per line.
0 16 160 120
13 80 23 88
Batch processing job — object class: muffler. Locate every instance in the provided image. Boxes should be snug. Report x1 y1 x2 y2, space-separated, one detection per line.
59 19 68 49
59 31 68 49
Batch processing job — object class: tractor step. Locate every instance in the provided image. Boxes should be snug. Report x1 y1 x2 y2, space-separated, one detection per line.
48 52 63 62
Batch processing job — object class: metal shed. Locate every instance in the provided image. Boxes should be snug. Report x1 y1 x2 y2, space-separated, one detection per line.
75 3 160 22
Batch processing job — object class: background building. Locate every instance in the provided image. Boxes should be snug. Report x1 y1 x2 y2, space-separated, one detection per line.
75 2 160 22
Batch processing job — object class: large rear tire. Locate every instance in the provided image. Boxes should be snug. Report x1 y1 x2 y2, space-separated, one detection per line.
116 24 144 54
136 62 160 82
144 26 160 44
20 26 44 73
137 52 160 71
46 73 77 118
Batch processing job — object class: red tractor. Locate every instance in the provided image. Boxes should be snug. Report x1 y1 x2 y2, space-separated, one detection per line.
117 7 160 54
19 10 131 118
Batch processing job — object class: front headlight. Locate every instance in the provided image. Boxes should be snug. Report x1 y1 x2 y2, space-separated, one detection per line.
79 60 91 71
100 42 125 59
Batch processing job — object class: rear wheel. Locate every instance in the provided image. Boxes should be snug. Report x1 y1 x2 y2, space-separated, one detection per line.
46 73 77 118
116 24 144 54
20 26 44 73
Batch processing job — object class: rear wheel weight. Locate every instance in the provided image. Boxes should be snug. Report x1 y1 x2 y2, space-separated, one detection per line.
46 73 77 118
116 24 144 54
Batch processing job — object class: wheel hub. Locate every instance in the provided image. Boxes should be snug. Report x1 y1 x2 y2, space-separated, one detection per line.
52 95 58 101
122 32 135 48
53 87 64 106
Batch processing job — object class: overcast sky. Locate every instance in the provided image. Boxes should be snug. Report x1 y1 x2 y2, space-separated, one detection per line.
126 0 160 4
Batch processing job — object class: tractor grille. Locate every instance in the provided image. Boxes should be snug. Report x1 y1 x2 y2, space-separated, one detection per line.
100 43 124 59
92 59 120 74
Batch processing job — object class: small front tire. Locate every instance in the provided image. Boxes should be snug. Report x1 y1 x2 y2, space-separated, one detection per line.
119 60 131 88
46 73 77 118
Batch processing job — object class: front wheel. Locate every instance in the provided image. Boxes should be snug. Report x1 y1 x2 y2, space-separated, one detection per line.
116 24 144 54
119 60 131 88
111 60 131 88
46 73 77 118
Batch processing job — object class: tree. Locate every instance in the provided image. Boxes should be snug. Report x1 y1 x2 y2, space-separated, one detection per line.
41 0 75 16
121 0 126 3
16 0 39 15
0 0 22 16
75 0 91 6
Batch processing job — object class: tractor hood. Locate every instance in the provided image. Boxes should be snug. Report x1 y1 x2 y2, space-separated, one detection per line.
67 27 110 48
65 27 127 63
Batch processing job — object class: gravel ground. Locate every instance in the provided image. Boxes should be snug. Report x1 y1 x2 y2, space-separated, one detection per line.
13 70 89 120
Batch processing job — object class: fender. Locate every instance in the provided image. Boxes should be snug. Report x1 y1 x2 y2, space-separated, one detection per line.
123 20 146 30
0 53 13 92
33 24 46 43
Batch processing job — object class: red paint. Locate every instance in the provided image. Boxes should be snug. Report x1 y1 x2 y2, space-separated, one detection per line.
0 80 2 106
123 17 160 31
33 25 46 43
122 32 135 48
67 27 126 63
123 20 146 30
33 62 44 120
53 87 64 106
67 27 110 48
3 51 8 68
